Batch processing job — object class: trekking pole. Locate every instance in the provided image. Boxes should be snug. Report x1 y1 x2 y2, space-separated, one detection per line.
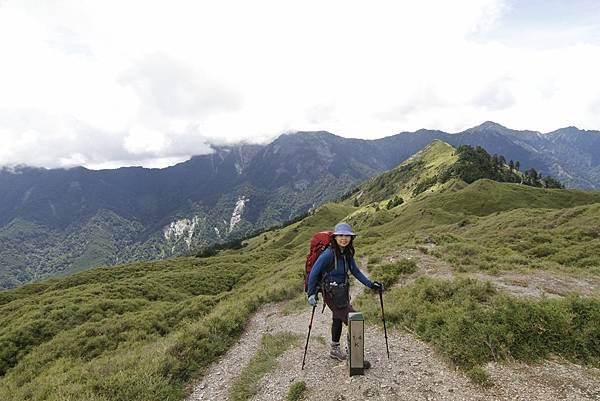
378 288 390 358
301 304 317 370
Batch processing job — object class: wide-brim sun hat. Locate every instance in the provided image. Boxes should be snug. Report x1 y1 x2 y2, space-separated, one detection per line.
333 222 356 236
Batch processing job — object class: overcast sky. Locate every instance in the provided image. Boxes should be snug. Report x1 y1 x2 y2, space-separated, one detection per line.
1 0 600 169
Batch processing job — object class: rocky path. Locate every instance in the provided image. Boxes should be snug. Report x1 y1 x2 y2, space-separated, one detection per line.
186 250 600 401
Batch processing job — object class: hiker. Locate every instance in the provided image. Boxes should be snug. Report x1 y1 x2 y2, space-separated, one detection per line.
306 222 383 361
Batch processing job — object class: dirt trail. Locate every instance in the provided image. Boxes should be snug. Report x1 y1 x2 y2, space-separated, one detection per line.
186 250 600 401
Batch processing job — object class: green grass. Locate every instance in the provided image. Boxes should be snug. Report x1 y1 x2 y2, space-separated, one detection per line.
347 176 600 277
349 140 458 206
0 201 349 401
0 258 253 401
356 277 600 372
2 141 600 398
313 335 326 345
367 255 382 264
397 179 598 228
286 380 307 401
368 259 418 288
282 293 308 315
228 332 300 401
431 203 600 274
343 163 600 383
465 366 493 387
418 179 600 217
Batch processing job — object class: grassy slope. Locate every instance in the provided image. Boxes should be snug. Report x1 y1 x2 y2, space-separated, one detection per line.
347 159 600 378
1 141 600 399
355 277 600 384
351 140 458 206
355 179 600 275
0 203 353 401
420 202 599 274
419 179 600 216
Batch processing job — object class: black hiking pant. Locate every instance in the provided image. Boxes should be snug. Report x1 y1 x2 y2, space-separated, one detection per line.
332 317 343 342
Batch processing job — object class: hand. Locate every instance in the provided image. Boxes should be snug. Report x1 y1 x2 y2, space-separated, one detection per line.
308 294 318 306
371 281 384 292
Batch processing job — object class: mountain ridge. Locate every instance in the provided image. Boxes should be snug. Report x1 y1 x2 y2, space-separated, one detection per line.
2 122 600 288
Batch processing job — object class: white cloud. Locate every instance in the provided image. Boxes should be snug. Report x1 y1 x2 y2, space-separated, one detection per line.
0 0 599 168
118 53 242 121
123 126 170 155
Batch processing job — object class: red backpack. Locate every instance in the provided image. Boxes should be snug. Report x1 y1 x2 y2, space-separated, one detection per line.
304 231 334 292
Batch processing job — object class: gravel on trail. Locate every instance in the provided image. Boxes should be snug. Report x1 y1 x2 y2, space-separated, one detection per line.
185 301 599 401
186 251 600 401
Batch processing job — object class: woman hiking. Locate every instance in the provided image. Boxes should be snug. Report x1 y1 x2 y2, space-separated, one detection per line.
306 222 383 361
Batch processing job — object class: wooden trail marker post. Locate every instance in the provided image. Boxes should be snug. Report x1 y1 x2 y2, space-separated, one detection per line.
347 311 365 376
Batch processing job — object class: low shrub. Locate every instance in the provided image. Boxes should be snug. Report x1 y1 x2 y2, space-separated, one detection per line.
529 244 557 258
368 259 417 288
356 277 600 374
466 366 493 387
286 380 307 401
367 255 382 265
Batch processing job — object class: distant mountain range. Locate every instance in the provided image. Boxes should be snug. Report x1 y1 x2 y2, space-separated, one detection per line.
1 121 599 288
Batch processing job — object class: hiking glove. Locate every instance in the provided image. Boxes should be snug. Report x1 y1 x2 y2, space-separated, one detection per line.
371 281 384 292
308 294 318 306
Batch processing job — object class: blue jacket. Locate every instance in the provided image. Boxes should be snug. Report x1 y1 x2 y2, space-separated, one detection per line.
307 247 373 297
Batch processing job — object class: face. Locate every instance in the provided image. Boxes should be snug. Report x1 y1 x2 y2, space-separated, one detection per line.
335 235 352 248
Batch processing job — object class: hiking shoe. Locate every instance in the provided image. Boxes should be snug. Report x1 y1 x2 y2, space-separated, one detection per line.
329 345 347 361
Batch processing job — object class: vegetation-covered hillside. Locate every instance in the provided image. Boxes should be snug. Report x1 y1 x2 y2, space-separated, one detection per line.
1 141 599 400
3 122 597 290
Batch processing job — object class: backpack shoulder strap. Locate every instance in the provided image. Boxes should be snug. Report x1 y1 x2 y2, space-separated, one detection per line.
342 253 350 278
322 246 336 273
331 251 338 274
318 247 336 283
